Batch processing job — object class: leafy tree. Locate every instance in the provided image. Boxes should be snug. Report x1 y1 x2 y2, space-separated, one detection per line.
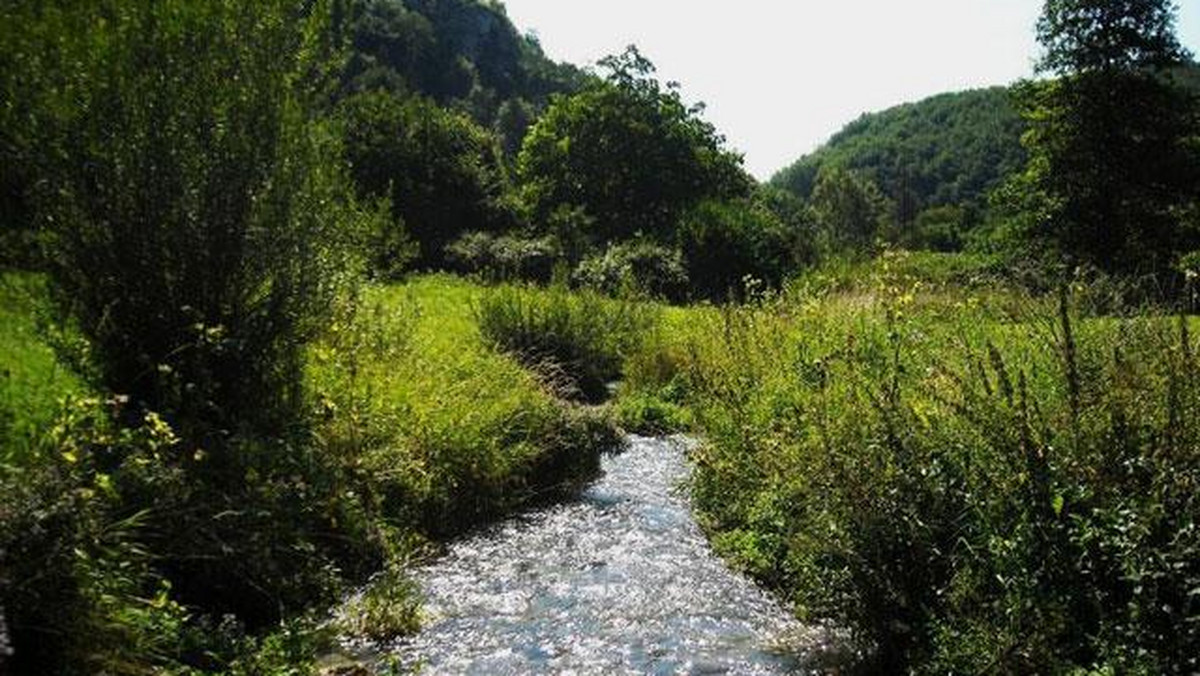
1003 0 1199 277
810 166 892 254
339 90 514 270
678 199 805 300
1037 0 1190 73
517 46 752 247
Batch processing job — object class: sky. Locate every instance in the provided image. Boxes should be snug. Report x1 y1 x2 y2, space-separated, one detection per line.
500 0 1200 180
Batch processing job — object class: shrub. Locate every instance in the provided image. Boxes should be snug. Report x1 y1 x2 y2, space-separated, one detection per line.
476 282 657 401
574 240 689 301
678 199 805 300
446 230 560 282
339 90 515 271
12 0 387 647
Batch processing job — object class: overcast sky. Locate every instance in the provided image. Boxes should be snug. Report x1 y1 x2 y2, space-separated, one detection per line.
500 1 1200 180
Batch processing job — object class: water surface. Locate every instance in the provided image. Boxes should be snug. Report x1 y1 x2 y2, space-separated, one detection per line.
374 435 822 674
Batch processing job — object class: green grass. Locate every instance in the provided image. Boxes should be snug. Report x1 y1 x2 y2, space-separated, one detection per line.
307 274 622 539
0 272 88 465
620 251 1200 672
2 272 623 673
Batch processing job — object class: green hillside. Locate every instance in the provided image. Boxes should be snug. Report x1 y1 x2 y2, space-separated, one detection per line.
770 87 1026 217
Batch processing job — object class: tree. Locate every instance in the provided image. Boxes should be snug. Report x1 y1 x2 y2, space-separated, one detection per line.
339 90 514 271
1037 0 1189 75
678 199 805 300
1007 0 1199 276
517 46 752 247
811 166 891 254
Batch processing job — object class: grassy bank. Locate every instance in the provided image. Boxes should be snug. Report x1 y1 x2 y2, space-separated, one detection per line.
1 273 622 673
616 252 1200 672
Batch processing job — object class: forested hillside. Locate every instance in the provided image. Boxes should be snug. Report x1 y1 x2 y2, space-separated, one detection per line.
342 0 587 152
770 87 1026 217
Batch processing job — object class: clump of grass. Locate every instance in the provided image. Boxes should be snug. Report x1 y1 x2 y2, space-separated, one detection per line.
308 275 624 540
475 281 658 402
334 565 422 641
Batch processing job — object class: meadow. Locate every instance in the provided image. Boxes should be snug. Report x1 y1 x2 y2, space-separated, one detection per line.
617 251 1200 672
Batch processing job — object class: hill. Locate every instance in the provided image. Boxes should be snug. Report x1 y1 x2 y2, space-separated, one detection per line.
770 87 1026 219
343 0 588 150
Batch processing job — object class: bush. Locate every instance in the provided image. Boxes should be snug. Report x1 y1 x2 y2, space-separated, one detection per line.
446 230 560 282
339 90 516 271
10 0 387 650
574 240 689 301
678 199 805 300
476 282 657 401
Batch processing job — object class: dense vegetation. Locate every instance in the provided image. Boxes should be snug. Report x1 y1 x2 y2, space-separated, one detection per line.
772 61 1200 258
2 0 1200 672
620 252 1200 672
771 87 1026 233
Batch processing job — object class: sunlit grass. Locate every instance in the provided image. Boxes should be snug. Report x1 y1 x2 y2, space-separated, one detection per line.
0 272 88 465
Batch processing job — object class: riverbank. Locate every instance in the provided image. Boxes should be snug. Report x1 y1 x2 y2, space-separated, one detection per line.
0 272 625 673
7 255 1200 673
615 252 1200 672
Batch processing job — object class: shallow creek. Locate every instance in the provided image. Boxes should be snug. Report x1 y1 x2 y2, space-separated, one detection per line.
361 435 826 674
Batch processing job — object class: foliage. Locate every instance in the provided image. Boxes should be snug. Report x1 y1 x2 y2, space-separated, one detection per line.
992 0 1199 284
636 253 1200 672
339 90 514 271
771 88 1026 226
1001 73 1198 279
1036 0 1190 75
341 0 585 135
446 230 560 281
309 277 623 536
1 401 191 674
677 199 808 301
517 46 752 247
476 280 658 401
573 240 689 301
809 166 892 254
0 274 87 465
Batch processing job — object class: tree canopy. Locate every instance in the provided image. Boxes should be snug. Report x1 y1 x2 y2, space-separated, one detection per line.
771 88 1026 220
517 47 752 247
1036 0 1190 74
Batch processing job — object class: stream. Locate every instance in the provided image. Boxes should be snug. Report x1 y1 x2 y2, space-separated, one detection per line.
363 435 827 674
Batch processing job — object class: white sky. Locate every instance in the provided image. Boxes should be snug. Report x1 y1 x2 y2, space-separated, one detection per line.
500 0 1200 180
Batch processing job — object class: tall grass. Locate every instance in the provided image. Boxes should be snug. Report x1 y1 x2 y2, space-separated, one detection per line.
642 253 1200 672
308 276 624 538
475 281 658 402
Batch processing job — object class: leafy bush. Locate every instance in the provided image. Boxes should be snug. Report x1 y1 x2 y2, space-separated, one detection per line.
574 240 689 301
517 47 751 246
339 90 515 271
476 282 657 401
446 230 560 282
678 199 805 300
4 0 390 657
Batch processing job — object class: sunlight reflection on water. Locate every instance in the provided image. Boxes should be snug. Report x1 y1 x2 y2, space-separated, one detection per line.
368 436 826 674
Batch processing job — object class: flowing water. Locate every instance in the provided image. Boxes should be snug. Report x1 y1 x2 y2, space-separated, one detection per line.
365 435 827 674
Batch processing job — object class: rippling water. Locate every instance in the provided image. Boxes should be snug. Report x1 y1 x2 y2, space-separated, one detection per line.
371 435 821 674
